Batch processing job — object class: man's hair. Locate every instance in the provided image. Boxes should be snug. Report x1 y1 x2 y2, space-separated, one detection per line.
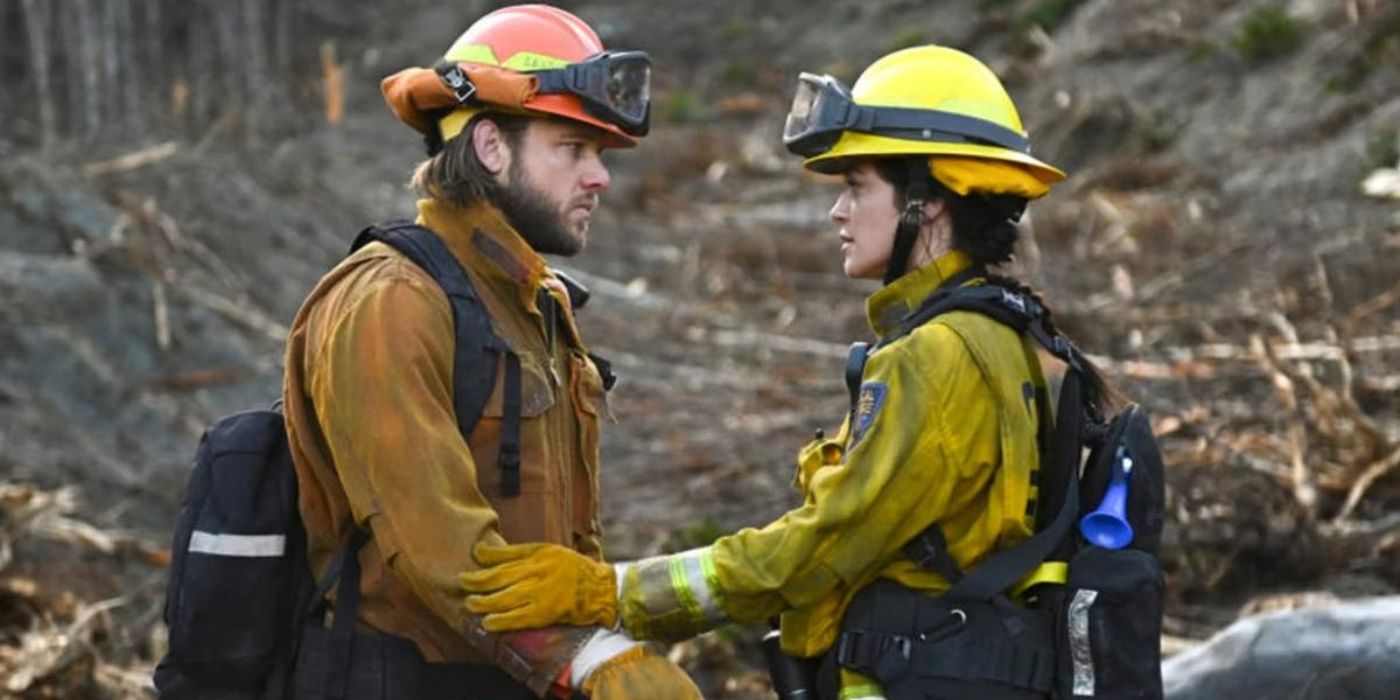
411 113 531 209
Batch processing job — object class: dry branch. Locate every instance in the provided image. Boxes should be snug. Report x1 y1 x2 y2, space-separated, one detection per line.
1339 278 1400 348
1 597 128 693
1253 334 1317 519
171 282 287 342
129 197 244 290
702 328 849 359
81 141 179 178
1 482 170 569
152 279 171 351
1332 445 1400 524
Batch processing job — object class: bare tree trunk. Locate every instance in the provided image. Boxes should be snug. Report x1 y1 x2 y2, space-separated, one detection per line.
114 0 142 137
213 1 243 134
188 1 211 134
101 0 119 129
10 0 321 149
20 0 57 149
60 0 81 138
139 0 164 129
242 0 269 140
272 0 292 80
74 0 102 138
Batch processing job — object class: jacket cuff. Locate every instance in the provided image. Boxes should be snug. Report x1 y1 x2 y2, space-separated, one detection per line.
616 547 727 641
468 622 596 696
568 628 643 688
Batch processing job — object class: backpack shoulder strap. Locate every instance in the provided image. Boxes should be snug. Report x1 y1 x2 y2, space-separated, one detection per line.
942 369 1086 601
880 282 1086 372
351 221 523 497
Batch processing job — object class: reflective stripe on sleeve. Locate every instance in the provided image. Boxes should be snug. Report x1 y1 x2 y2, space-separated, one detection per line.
667 548 725 628
622 546 727 639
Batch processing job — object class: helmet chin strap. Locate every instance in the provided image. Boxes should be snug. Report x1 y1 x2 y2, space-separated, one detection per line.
883 158 934 286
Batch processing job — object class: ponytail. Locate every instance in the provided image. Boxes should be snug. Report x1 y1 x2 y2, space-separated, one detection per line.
874 157 1116 415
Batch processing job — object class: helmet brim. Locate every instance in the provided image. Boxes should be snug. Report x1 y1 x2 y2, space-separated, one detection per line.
801 130 1064 183
524 94 638 149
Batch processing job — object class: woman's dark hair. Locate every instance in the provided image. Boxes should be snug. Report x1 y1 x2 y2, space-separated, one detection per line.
873 158 1028 266
411 112 531 209
874 157 1117 413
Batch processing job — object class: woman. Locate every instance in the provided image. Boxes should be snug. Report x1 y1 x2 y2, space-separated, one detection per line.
460 45 1111 700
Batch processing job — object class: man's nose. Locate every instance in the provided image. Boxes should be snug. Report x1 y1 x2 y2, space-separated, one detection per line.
580 154 611 193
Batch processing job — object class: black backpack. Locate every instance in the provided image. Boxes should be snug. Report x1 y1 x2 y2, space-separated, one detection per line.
154 222 549 698
831 280 1166 700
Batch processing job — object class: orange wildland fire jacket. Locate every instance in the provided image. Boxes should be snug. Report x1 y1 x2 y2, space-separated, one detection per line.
282 198 610 694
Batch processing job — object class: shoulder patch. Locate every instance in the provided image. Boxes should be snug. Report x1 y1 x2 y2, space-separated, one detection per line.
851 381 888 446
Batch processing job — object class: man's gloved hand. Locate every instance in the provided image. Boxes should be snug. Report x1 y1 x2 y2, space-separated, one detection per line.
581 645 703 699
460 542 618 632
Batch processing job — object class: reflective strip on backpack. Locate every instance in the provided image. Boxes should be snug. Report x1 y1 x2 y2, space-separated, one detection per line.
1069 588 1099 696
188 531 286 557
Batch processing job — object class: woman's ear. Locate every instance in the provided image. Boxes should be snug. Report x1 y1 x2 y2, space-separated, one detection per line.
914 198 955 265
471 118 511 177
920 198 946 223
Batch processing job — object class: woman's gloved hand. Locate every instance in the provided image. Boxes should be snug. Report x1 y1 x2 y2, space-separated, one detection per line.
460 542 618 631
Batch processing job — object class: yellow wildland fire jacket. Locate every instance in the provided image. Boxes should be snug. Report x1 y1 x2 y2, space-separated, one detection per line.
614 251 1049 687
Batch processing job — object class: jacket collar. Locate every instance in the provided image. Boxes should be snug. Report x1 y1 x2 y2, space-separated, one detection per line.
866 249 977 339
415 198 550 309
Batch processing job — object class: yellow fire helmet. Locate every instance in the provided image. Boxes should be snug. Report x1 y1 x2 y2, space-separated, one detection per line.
784 45 1065 197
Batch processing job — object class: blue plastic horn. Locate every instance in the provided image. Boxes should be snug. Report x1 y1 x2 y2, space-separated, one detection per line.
1078 446 1135 549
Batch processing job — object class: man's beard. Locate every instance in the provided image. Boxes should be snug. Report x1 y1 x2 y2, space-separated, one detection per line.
493 161 583 257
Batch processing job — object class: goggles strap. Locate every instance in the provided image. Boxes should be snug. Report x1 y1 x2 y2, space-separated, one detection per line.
885 158 934 286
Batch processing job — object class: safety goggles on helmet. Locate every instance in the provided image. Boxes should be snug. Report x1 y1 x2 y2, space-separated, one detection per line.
783 72 1030 158
432 51 651 137
533 51 651 136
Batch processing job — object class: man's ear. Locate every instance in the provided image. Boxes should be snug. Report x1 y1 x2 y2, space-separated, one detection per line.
471 118 511 177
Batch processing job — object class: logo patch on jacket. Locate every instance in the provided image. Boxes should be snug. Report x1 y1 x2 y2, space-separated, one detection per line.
851 382 887 445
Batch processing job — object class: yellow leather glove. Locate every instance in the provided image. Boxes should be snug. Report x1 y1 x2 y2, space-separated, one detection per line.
460 542 618 632
582 645 704 699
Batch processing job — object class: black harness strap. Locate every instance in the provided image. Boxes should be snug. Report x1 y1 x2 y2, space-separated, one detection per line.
901 523 963 583
844 341 871 425
944 371 1084 602
845 279 1091 600
590 352 617 391
322 528 368 699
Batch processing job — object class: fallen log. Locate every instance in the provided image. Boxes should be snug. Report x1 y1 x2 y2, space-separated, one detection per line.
1163 596 1400 699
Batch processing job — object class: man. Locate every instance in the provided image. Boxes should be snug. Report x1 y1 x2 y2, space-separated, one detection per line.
282 5 700 698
